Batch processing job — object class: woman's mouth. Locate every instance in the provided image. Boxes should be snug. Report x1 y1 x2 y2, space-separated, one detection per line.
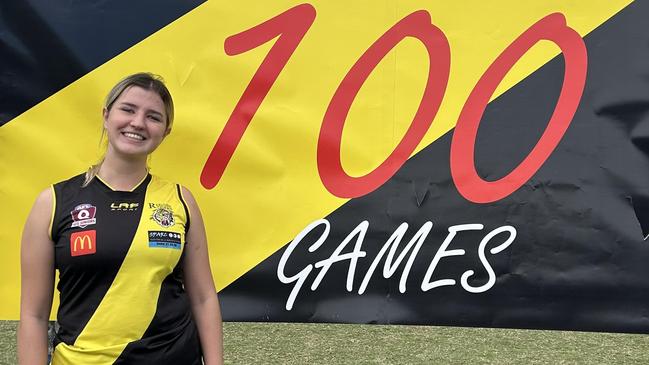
122 132 146 141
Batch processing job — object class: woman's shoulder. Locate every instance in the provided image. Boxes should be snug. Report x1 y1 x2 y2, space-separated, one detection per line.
47 172 87 212
32 187 54 209
147 174 196 206
149 174 199 210
52 172 87 189
149 174 193 193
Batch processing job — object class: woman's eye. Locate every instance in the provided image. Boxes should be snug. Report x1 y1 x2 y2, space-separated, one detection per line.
148 115 162 122
120 107 134 113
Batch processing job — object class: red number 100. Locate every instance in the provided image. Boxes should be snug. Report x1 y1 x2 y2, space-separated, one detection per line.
200 3 587 204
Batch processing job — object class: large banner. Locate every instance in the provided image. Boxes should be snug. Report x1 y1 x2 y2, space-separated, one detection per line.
2 0 649 333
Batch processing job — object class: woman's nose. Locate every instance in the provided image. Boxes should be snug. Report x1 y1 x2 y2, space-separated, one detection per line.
129 113 146 128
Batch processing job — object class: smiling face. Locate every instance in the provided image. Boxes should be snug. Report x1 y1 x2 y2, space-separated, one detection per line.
103 85 169 160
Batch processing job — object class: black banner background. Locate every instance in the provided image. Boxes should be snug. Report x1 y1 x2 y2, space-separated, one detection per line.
0 0 204 125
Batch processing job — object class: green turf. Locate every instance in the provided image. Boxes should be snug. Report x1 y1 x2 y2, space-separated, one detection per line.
1 322 16 365
2 321 649 364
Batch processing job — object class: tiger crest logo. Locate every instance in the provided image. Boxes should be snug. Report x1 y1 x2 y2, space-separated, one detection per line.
150 203 175 228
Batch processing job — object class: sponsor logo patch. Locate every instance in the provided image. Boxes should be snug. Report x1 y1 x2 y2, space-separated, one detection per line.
111 202 139 211
150 203 175 228
148 230 182 250
71 204 97 228
70 230 96 256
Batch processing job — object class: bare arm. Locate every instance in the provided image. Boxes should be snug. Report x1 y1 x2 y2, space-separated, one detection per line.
181 187 224 365
18 188 55 365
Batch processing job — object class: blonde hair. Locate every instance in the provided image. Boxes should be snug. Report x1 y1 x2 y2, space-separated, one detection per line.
83 72 174 187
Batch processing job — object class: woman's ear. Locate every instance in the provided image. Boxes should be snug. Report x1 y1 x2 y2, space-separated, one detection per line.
102 107 109 128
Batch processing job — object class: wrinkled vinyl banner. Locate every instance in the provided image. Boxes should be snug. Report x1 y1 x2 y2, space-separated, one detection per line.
2 0 649 333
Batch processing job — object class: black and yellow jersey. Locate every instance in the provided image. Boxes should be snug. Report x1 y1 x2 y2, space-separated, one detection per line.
49 173 202 364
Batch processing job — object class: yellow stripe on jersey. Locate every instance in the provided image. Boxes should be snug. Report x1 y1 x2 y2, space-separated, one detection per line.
52 176 188 364
48 185 57 241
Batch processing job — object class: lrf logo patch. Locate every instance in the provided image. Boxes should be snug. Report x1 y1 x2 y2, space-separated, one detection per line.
70 230 96 257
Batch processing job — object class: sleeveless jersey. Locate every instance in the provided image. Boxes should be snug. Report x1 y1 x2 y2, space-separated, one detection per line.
49 173 202 364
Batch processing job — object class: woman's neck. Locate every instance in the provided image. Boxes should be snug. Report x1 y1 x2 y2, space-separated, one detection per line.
97 155 149 191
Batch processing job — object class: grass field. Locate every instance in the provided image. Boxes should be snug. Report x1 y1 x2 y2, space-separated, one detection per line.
2 321 649 364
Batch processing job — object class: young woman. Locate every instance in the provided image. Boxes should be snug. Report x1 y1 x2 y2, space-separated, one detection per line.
18 73 223 364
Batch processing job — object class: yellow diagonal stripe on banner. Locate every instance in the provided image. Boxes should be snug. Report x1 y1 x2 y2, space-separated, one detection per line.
0 0 633 318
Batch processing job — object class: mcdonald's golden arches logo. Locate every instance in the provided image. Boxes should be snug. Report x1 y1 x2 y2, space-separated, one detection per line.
70 230 96 257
